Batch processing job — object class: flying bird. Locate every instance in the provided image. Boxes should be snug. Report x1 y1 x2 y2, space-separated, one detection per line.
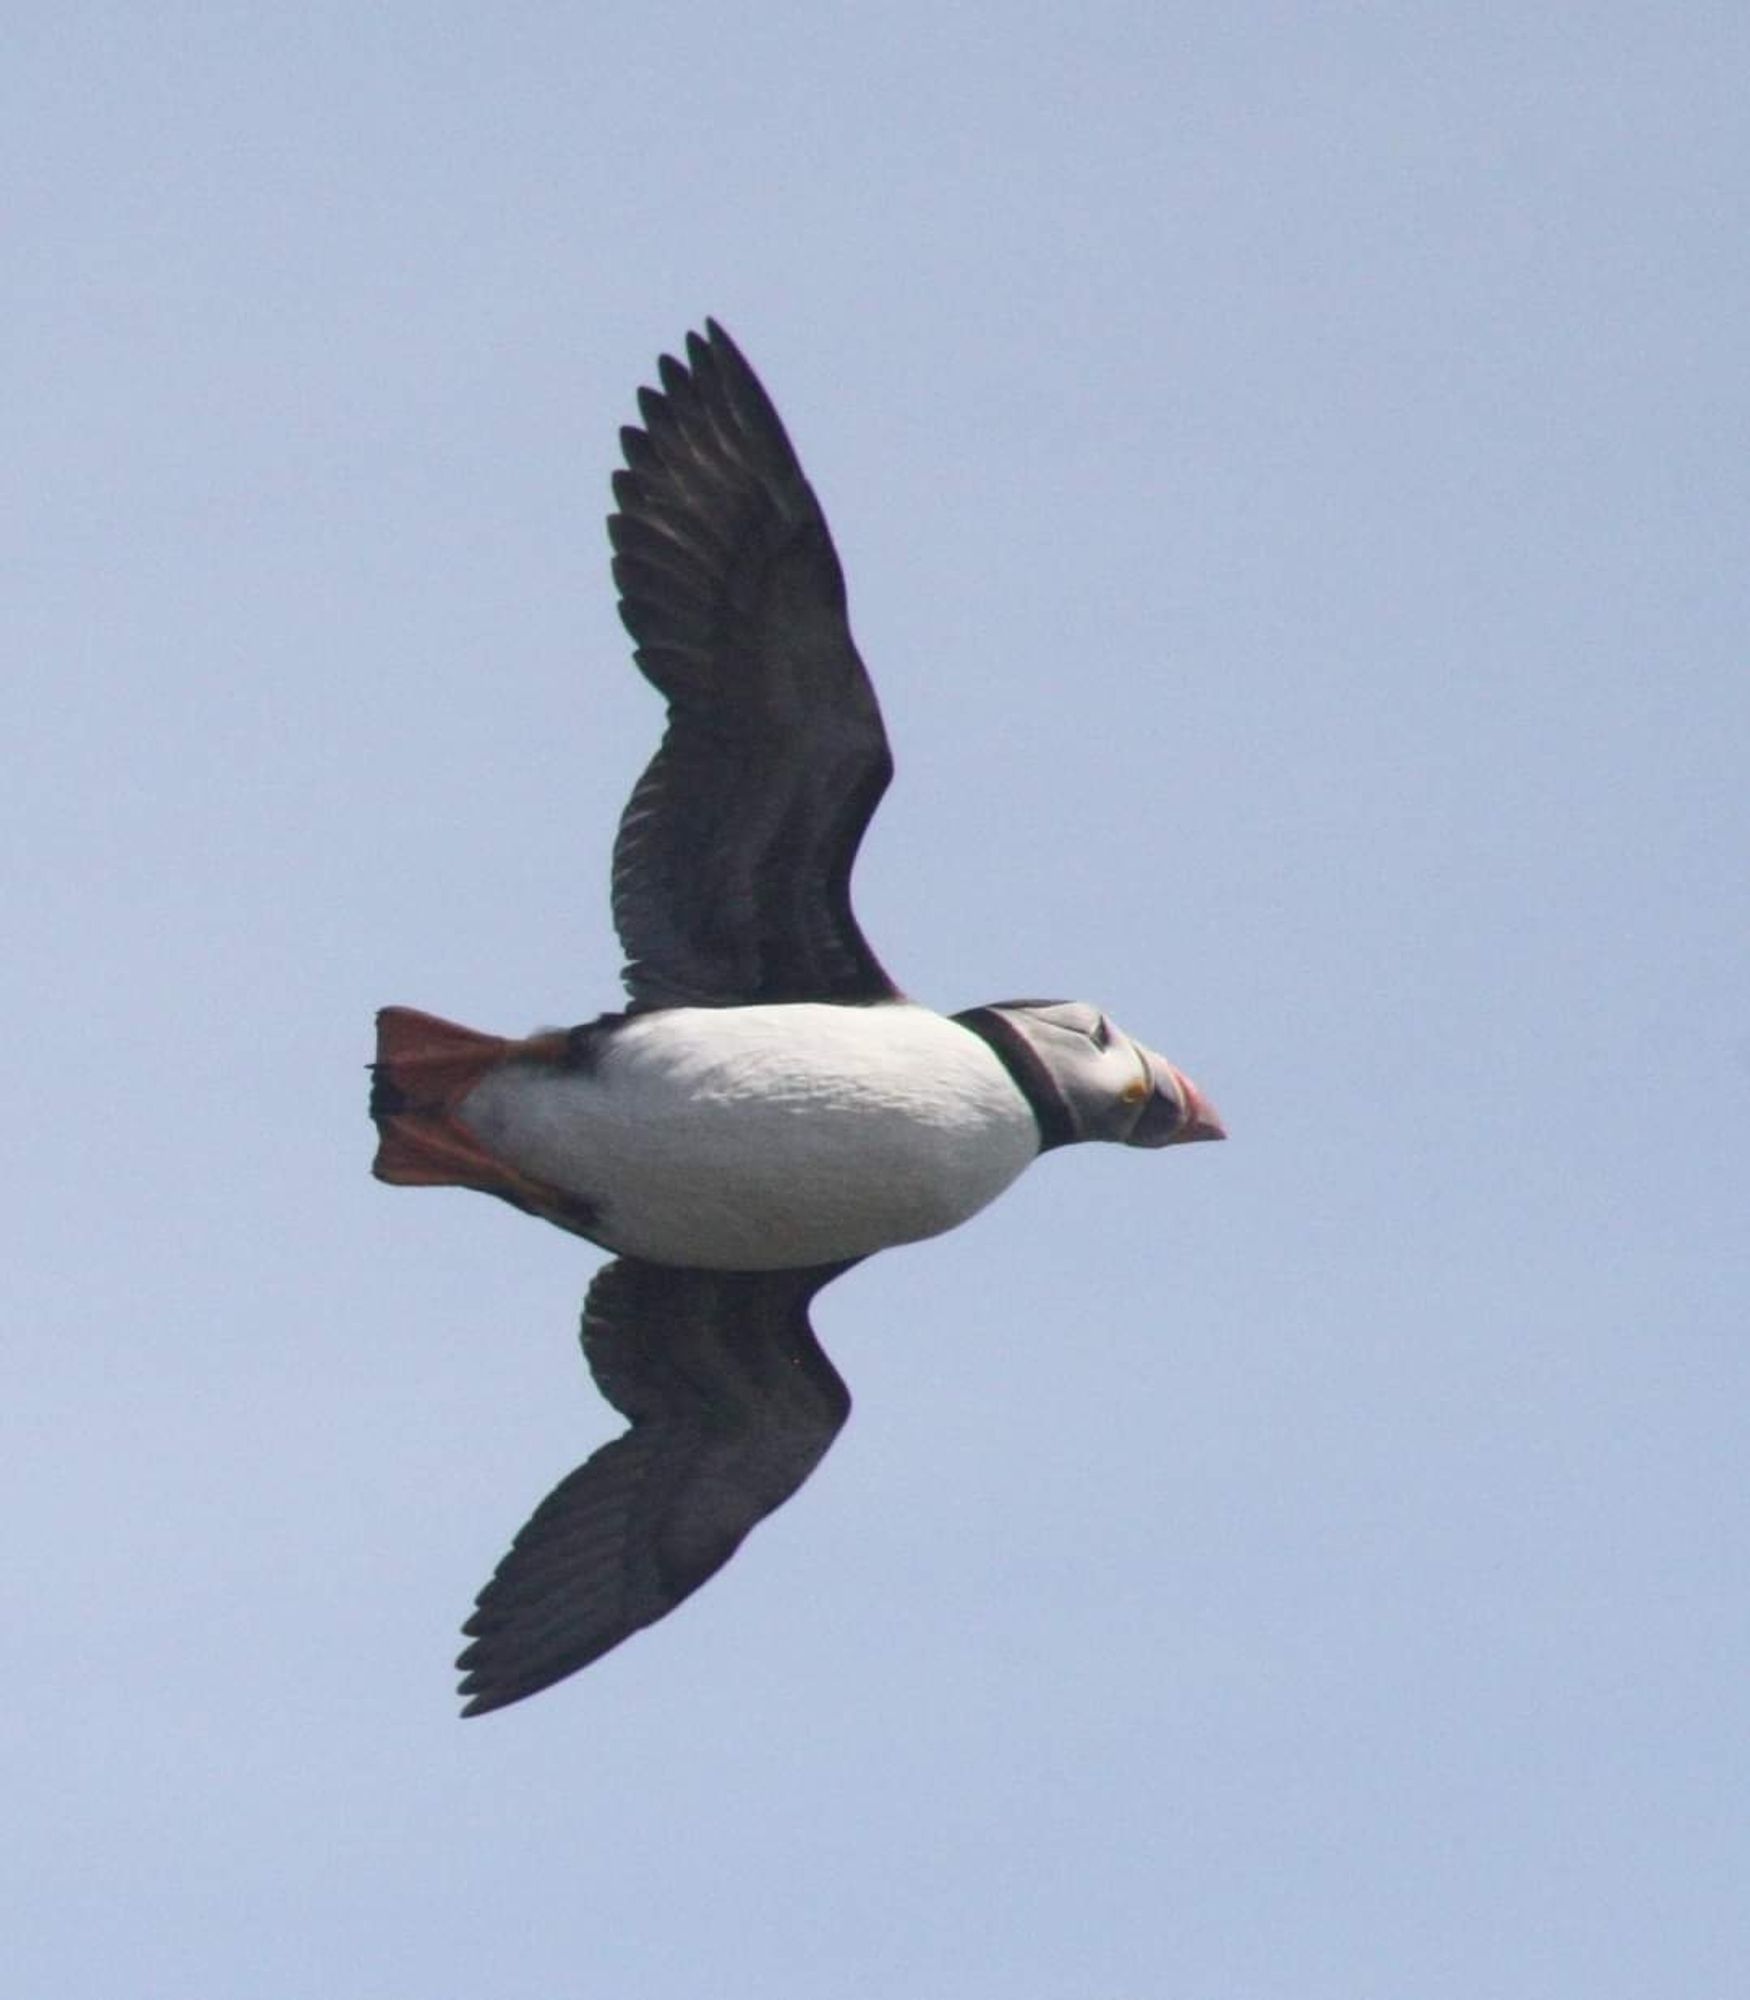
371 322 1224 1715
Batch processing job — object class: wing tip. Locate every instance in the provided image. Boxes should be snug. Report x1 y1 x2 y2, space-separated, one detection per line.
456 1680 531 1720
453 1632 567 1719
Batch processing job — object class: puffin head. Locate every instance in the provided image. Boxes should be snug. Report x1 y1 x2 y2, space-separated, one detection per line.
965 999 1225 1151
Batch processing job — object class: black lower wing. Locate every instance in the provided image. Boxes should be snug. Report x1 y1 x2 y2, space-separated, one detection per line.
456 1257 855 1716
608 321 900 1008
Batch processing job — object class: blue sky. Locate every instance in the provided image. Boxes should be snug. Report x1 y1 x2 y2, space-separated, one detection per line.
6 6 1747 1994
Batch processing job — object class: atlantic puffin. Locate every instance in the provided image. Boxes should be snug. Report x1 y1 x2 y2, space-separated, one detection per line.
371 321 1224 1715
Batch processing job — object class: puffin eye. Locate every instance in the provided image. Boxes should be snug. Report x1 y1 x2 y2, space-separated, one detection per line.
1089 1014 1111 1051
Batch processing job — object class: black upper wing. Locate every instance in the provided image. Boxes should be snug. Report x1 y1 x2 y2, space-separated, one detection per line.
456 1257 854 1715
608 321 900 1007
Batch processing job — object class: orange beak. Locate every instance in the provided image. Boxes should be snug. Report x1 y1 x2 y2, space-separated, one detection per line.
1166 1064 1226 1145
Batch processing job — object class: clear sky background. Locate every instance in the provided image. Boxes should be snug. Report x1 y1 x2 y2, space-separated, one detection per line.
6 6 1747 1995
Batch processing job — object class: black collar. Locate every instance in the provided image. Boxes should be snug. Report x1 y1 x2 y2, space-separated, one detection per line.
953 1007 1076 1152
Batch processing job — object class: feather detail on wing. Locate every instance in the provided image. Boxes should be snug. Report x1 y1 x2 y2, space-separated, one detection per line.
608 321 899 1007
456 1256 854 1715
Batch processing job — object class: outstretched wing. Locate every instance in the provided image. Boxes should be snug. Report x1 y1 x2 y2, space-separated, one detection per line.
456 1257 855 1716
608 320 900 1008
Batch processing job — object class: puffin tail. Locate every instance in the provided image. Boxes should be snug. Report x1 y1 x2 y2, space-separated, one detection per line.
369 1007 513 1189
368 1008 598 1235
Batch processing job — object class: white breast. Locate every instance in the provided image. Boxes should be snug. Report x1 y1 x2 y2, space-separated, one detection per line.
457 1002 1040 1270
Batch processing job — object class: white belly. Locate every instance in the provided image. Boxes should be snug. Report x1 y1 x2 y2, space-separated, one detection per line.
457 1002 1040 1270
